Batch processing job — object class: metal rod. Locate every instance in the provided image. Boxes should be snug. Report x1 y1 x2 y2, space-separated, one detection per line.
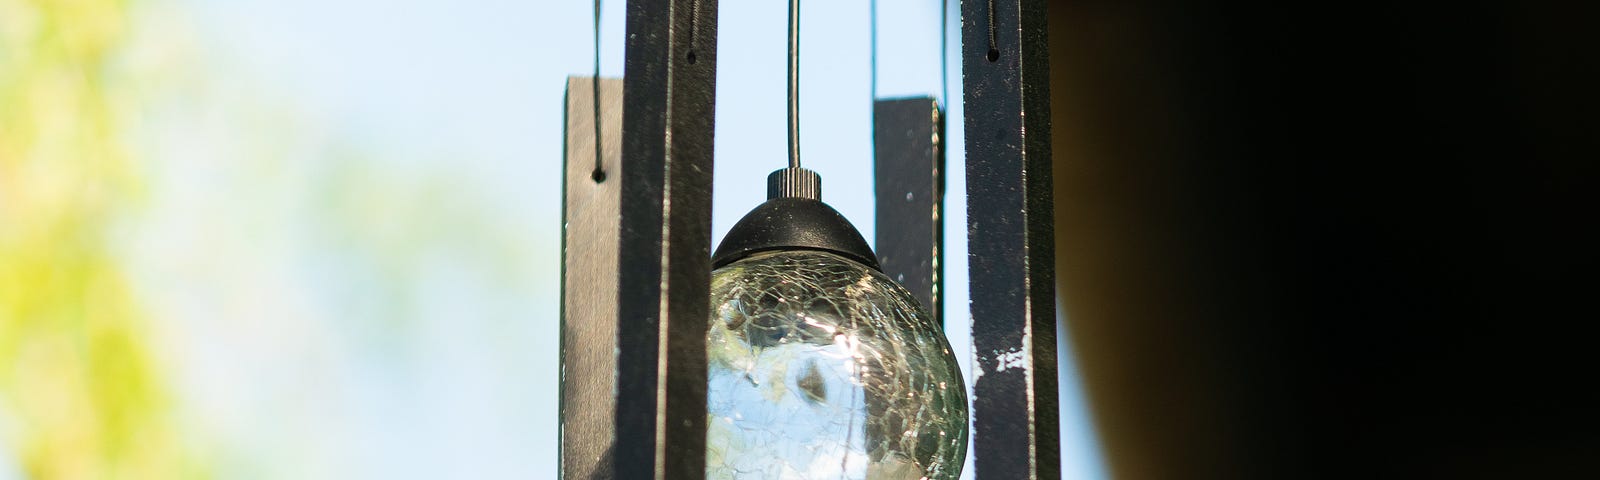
787 0 801 169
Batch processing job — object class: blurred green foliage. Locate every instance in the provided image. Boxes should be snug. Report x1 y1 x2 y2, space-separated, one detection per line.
1 0 199 477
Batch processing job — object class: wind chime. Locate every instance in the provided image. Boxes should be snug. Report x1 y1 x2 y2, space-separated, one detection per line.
561 0 1056 478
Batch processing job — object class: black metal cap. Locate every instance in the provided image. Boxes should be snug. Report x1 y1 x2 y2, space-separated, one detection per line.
767 167 821 200
712 169 880 271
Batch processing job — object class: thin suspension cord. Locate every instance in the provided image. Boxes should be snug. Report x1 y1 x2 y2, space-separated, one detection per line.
689 0 701 48
987 0 998 58
869 0 878 100
591 0 604 180
787 0 802 169
940 0 949 106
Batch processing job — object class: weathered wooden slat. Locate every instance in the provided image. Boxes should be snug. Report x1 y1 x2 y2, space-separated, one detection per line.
560 75 625 480
963 0 1061 477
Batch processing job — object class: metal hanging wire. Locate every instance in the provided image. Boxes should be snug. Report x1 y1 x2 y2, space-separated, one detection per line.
941 0 950 105
591 0 605 182
870 0 878 101
787 0 802 169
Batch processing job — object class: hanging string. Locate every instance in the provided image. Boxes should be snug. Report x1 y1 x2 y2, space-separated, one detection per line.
869 0 878 101
591 0 605 182
688 0 702 60
788 0 802 169
941 0 949 106
986 0 998 61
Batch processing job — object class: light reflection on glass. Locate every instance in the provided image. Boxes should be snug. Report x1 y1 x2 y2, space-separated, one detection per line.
706 251 967 480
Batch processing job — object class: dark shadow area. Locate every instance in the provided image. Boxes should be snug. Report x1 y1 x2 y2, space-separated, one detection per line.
1046 2 1597 478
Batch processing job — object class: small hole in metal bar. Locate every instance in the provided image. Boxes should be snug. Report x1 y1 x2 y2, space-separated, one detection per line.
986 48 999 62
591 168 607 183
686 50 698 64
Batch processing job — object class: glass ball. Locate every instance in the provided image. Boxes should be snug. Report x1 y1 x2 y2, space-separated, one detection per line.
706 250 968 480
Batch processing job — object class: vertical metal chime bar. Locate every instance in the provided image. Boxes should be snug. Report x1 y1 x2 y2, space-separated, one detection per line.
614 0 718 478
962 0 1060 478
561 76 625 480
874 97 945 326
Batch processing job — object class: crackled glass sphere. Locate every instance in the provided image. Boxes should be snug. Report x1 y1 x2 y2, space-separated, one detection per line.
706 250 968 480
